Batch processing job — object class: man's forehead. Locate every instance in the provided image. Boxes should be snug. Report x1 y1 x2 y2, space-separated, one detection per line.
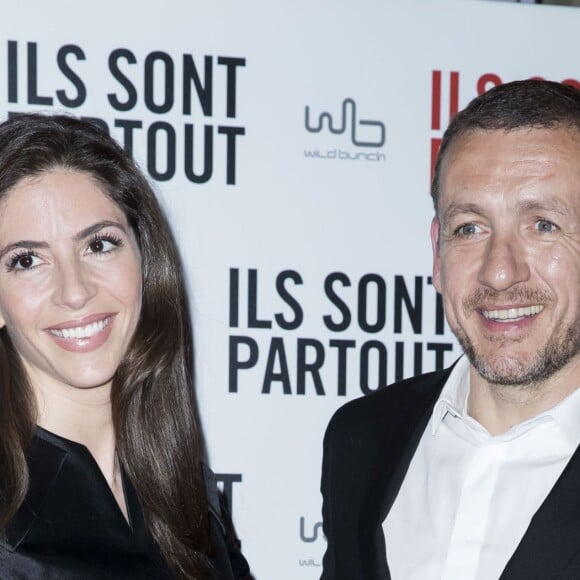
442 127 580 180
436 127 580 216
447 125 580 158
441 197 572 222
463 123 579 150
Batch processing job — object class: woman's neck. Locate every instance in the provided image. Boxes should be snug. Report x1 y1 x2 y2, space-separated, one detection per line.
35 381 112 439
33 380 128 521
34 381 116 476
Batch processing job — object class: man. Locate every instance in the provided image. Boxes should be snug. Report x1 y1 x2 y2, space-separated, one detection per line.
320 79 580 580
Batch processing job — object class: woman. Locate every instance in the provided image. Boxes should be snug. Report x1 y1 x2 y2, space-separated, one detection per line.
0 113 249 579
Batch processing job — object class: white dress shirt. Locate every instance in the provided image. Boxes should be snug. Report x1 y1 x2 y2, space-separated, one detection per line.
383 356 580 580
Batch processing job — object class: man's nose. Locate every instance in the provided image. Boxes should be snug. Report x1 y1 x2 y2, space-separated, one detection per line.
52 259 97 310
477 233 530 292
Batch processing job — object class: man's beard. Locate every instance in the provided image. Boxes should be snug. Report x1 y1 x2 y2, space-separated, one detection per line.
457 324 580 386
453 286 580 386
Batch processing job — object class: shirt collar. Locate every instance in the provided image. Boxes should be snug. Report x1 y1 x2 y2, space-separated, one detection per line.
431 354 471 434
431 355 580 449
544 386 580 450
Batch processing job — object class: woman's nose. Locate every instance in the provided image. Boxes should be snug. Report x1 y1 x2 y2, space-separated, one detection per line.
52 259 97 310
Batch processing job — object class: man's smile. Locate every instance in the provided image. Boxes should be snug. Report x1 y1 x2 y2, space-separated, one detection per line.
480 304 544 322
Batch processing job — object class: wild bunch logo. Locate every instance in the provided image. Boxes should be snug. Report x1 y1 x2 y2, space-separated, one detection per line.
303 98 386 162
298 516 324 568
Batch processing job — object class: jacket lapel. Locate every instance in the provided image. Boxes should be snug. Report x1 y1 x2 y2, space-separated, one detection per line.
501 442 580 579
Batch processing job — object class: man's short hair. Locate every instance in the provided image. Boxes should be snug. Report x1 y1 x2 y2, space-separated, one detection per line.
431 80 580 212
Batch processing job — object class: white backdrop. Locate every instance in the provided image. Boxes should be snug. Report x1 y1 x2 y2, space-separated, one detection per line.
2 1 579 577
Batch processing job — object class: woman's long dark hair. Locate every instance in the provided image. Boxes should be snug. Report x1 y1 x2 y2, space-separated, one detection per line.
0 113 212 578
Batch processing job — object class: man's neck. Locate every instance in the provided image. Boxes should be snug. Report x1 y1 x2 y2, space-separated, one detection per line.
467 361 580 436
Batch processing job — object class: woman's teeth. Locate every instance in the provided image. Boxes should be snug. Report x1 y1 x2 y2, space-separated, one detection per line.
49 317 111 339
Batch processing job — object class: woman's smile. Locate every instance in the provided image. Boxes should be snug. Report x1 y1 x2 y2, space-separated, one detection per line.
45 313 117 352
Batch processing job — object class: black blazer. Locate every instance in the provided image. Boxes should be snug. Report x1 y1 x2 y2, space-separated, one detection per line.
0 428 249 579
320 367 580 580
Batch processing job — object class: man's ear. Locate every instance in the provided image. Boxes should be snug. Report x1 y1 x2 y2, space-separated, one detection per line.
430 217 442 294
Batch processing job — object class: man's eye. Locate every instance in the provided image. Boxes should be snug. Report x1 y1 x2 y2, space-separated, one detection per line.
535 219 557 233
455 223 479 236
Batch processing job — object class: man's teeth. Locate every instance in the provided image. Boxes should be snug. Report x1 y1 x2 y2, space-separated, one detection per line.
481 305 544 321
49 318 110 339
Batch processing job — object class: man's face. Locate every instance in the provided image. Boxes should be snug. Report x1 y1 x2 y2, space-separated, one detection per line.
432 128 580 386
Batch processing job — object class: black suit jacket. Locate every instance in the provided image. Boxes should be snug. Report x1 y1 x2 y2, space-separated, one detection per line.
320 367 580 580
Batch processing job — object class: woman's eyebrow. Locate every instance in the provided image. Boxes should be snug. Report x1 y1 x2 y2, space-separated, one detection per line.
73 220 128 242
0 220 128 260
0 240 48 260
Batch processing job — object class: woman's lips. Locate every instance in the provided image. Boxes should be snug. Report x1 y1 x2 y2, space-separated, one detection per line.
45 314 116 353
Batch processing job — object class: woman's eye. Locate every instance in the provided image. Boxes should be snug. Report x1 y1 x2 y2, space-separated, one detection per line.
87 235 122 254
8 252 41 271
535 219 557 233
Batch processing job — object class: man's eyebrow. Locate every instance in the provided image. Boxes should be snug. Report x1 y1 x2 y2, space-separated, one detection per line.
515 198 569 215
0 220 128 261
442 198 570 223
441 202 483 223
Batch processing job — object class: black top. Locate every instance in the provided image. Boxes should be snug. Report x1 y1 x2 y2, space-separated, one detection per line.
0 428 248 579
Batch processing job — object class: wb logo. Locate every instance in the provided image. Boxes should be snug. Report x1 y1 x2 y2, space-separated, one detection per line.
300 516 324 543
304 98 385 148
